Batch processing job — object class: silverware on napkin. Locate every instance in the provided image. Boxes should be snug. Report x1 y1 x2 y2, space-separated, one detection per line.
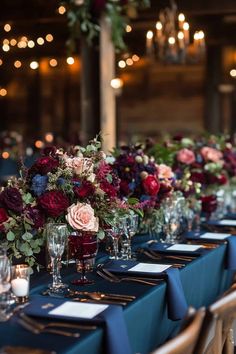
68 290 135 302
19 312 97 331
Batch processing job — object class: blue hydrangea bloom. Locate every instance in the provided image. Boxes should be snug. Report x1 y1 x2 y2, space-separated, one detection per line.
140 195 151 201
128 181 136 191
57 177 65 186
73 180 81 187
31 174 48 196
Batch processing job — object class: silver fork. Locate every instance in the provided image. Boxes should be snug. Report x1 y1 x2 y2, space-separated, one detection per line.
97 268 159 286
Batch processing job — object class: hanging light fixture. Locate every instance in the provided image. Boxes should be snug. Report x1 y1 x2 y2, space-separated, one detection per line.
147 0 205 64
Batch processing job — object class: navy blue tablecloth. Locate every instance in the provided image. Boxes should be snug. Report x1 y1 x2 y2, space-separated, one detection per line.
0 239 234 354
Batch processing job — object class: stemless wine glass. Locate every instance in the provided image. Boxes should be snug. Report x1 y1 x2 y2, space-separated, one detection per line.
68 231 98 285
46 223 68 294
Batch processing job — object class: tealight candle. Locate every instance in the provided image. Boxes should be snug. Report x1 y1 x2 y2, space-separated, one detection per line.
11 278 29 297
11 264 30 303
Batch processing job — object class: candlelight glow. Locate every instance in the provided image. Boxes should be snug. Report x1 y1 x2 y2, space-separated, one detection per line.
146 31 153 40
110 78 124 89
168 36 176 45
178 13 185 22
156 21 162 30
30 61 39 70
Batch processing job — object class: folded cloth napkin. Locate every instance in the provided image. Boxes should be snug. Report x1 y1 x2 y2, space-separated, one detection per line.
23 296 132 354
185 232 236 270
226 237 236 270
98 306 132 354
103 260 188 321
165 268 188 321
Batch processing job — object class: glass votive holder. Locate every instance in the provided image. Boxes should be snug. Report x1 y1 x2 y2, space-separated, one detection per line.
11 265 30 303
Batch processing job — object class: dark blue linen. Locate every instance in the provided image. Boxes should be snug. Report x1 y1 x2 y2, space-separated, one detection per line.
104 259 188 321
149 242 202 256
225 213 236 220
23 295 132 354
165 268 188 321
184 232 236 270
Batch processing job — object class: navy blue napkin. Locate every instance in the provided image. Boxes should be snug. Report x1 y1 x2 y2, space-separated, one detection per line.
225 213 236 220
99 305 132 354
165 268 188 321
226 237 236 270
23 296 132 354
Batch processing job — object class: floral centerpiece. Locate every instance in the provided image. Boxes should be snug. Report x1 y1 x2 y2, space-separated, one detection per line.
0 139 131 269
63 0 150 51
111 144 174 234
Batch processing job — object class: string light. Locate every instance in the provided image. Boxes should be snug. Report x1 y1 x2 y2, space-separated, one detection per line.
45 34 53 42
10 39 17 46
0 88 7 96
0 59 3 66
2 44 10 52
66 57 74 65
2 151 9 159
4 24 11 32
58 5 66 15
30 61 39 70
37 37 44 45
230 69 236 78
118 60 126 68
132 54 139 62
110 78 124 90
14 60 22 69
3 39 9 45
45 133 54 143
35 140 44 149
126 25 132 33
126 58 133 66
49 58 57 67
28 40 35 48
17 41 27 48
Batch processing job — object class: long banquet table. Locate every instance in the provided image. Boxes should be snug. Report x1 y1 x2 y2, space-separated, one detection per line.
0 239 234 354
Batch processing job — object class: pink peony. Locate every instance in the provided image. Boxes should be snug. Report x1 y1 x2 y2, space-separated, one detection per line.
157 164 174 180
177 148 195 165
201 147 223 162
66 203 99 232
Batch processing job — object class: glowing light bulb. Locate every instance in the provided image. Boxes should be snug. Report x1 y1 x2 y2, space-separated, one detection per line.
14 60 22 68
66 57 74 65
4 24 11 32
28 40 35 48
45 34 53 42
49 59 58 67
30 61 39 70
37 37 44 45
58 6 66 15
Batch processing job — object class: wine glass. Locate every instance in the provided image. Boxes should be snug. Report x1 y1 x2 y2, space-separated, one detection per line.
120 214 139 259
0 252 12 322
46 223 68 295
105 227 122 260
68 231 97 285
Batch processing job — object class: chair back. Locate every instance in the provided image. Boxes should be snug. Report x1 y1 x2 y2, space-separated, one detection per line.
151 307 205 354
195 288 236 354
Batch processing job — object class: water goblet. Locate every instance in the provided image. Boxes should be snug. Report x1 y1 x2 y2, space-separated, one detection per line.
105 227 122 260
46 223 68 295
121 214 139 259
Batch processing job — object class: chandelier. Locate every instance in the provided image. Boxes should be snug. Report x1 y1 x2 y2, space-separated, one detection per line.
146 0 206 64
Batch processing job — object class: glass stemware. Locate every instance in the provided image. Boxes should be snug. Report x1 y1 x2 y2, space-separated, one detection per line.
68 231 97 285
0 251 12 322
105 227 121 260
120 214 139 259
46 223 68 294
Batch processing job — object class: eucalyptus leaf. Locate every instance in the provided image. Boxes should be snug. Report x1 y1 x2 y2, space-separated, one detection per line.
6 231 15 241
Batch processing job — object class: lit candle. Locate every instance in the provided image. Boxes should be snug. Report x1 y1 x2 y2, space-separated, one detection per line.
178 31 185 49
178 13 185 30
11 277 29 297
193 31 200 53
155 21 162 40
146 30 154 57
183 22 190 45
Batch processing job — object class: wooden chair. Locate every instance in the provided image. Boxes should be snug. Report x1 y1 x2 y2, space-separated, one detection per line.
151 307 205 354
194 286 236 354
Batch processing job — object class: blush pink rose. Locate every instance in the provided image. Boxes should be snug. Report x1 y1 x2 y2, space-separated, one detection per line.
201 147 223 162
66 203 99 232
157 164 174 180
177 148 195 165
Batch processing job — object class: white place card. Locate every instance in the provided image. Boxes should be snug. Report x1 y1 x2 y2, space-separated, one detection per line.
218 219 236 226
128 263 171 273
49 301 108 319
167 244 201 252
200 232 230 240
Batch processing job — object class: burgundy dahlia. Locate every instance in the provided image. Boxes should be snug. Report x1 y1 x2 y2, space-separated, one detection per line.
38 190 69 217
0 187 23 213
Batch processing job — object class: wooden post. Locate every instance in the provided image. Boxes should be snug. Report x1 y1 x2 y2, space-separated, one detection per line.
100 16 116 152
80 37 100 145
204 45 222 133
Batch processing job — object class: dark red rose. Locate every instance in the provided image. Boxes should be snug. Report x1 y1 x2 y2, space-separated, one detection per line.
100 180 117 198
38 190 69 217
205 173 219 185
0 208 8 232
25 206 45 229
142 175 160 196
0 208 8 224
201 195 217 214
0 187 23 213
74 181 95 199
120 180 130 196
217 174 228 185
33 156 59 175
190 172 206 184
